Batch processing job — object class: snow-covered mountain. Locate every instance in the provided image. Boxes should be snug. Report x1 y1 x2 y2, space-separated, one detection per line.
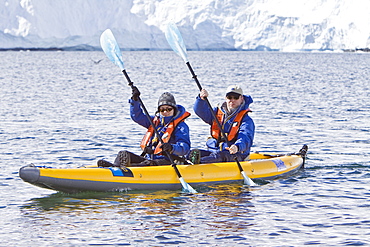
1 0 370 51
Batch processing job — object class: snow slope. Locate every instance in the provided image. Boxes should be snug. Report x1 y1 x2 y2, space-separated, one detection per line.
1 0 369 51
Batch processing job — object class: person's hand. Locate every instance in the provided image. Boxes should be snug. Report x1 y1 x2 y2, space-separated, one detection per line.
227 144 238 154
199 89 208 100
131 86 140 101
143 146 154 154
161 143 173 153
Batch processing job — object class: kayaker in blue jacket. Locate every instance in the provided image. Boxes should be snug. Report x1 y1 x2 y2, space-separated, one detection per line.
98 88 191 168
189 85 255 164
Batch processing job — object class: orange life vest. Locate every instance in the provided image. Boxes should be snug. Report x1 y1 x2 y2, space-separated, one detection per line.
211 108 251 142
140 111 191 154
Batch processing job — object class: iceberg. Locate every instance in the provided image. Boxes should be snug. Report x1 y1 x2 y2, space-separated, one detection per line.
1 0 369 51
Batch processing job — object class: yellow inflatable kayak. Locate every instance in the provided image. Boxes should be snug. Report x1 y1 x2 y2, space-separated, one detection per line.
19 145 308 193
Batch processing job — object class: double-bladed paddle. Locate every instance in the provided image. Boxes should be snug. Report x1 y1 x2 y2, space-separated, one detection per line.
100 29 197 193
165 23 256 186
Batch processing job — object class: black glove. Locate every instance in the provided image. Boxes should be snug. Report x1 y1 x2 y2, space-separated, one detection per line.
219 136 227 143
131 86 140 101
161 143 173 153
143 146 154 155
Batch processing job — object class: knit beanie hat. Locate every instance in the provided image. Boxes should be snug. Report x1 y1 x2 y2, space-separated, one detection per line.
158 92 177 110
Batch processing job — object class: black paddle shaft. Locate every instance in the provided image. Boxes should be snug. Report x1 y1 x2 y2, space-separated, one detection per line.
121 69 182 177
122 69 165 144
185 62 230 146
185 62 245 172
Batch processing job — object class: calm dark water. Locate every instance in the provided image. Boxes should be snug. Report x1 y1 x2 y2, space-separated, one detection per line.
1 51 369 246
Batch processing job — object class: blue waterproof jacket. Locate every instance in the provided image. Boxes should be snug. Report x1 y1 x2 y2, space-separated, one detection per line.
129 99 191 158
193 95 255 154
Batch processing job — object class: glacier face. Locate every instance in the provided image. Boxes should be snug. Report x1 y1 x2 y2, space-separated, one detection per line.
1 0 369 51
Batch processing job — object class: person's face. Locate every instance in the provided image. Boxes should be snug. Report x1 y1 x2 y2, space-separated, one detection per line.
225 93 243 110
159 105 175 117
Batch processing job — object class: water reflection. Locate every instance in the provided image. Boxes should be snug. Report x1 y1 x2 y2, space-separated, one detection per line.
20 184 257 233
21 184 254 211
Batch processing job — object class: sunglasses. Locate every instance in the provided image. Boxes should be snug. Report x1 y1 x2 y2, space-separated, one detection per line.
226 95 240 100
159 107 174 113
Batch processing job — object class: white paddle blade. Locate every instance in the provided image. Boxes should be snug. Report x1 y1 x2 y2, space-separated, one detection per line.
100 29 125 70
241 171 256 186
165 22 189 63
179 177 197 193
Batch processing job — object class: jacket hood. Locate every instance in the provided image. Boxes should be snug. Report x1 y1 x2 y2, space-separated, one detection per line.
243 95 253 108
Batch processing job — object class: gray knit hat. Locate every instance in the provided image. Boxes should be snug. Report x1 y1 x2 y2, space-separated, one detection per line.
158 92 177 109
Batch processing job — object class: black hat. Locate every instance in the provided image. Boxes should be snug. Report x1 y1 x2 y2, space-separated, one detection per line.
158 92 177 109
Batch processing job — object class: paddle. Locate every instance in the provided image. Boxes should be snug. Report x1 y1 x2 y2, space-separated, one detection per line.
165 23 256 186
100 29 197 193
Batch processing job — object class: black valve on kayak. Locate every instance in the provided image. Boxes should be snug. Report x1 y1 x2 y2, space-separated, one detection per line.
298 144 308 157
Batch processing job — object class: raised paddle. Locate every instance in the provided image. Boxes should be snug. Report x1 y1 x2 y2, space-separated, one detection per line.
100 29 197 193
165 23 256 186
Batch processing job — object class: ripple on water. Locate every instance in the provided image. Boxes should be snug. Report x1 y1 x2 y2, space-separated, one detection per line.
1 51 370 246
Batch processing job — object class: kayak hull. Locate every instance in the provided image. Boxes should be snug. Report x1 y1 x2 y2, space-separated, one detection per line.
19 150 306 193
